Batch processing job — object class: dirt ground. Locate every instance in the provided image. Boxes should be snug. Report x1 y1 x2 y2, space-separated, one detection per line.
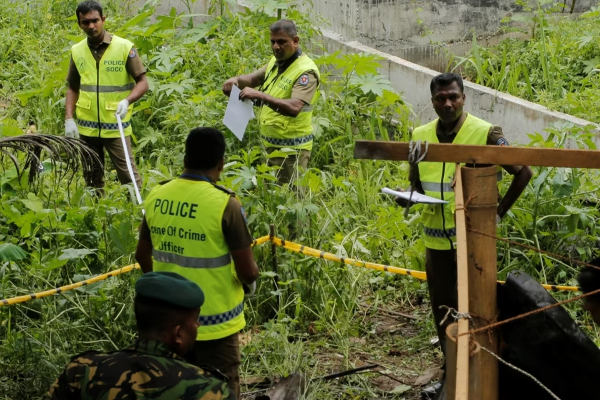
241 299 442 399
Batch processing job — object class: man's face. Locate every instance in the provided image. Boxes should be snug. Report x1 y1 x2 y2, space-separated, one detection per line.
78 10 105 41
431 81 465 124
270 30 299 61
583 298 600 326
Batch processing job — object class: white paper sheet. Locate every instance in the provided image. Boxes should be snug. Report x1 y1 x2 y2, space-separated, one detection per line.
223 85 255 141
382 187 448 204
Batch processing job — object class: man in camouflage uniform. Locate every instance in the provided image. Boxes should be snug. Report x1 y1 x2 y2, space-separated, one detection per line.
44 271 234 400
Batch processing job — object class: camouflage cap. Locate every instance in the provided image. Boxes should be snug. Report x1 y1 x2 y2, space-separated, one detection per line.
135 272 205 308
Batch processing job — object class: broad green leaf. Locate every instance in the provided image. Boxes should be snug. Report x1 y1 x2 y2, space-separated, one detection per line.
20 193 44 212
0 243 28 261
350 74 394 96
58 248 96 261
0 124 22 137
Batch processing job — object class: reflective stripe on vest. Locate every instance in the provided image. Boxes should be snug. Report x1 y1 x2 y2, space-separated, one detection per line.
424 226 457 238
71 35 135 139
79 83 135 93
76 119 131 130
422 171 502 192
144 179 245 340
199 302 244 326
259 54 320 151
152 249 231 269
414 114 492 250
263 134 314 147
421 181 453 192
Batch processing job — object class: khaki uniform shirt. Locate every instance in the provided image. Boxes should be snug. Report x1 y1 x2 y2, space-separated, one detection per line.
256 56 319 105
66 30 146 90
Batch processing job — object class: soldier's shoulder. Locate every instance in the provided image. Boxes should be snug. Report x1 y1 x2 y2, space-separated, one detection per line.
172 363 232 399
211 182 235 196
68 349 105 363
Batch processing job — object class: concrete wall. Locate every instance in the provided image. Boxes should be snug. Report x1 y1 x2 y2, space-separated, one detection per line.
139 0 599 144
151 0 211 15
322 30 599 145
312 0 598 69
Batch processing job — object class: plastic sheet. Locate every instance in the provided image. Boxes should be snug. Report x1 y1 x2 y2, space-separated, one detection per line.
498 270 600 400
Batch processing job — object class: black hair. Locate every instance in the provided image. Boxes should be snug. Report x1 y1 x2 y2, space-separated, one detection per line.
430 73 464 95
76 1 103 22
184 127 226 170
578 258 600 303
134 295 196 334
270 19 298 39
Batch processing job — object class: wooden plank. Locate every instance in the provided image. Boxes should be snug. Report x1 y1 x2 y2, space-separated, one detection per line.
354 141 600 168
462 166 499 400
453 165 470 400
445 323 459 400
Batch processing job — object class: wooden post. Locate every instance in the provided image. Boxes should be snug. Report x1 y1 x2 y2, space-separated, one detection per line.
453 165 470 400
445 323 459 400
446 323 486 400
462 165 498 400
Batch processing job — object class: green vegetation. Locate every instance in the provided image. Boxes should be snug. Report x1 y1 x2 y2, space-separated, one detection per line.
0 0 599 399
455 4 600 123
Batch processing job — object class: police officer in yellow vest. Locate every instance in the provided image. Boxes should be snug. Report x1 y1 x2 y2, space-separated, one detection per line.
222 19 320 185
395 73 532 399
136 127 259 399
65 1 148 194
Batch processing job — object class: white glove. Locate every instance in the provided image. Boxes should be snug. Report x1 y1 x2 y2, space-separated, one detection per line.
116 99 130 119
65 118 79 139
244 281 256 297
496 214 502 224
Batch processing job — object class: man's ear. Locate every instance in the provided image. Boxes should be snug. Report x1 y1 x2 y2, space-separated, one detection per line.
172 324 184 347
217 157 225 173
294 36 300 45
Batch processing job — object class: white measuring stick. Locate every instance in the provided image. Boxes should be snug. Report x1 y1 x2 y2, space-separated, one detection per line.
116 114 143 208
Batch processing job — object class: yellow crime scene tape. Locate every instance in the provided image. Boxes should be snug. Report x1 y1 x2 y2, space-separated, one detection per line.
271 237 428 280
1 264 140 306
0 235 580 307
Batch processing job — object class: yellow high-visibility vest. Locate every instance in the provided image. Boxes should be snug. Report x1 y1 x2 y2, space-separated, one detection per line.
145 178 245 340
413 114 492 250
71 35 134 138
259 54 320 151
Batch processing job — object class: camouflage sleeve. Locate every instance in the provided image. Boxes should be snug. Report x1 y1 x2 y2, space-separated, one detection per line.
185 364 234 400
43 367 78 399
202 379 232 400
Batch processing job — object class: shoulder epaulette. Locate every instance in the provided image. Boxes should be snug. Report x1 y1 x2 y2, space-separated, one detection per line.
211 182 235 196
196 364 229 382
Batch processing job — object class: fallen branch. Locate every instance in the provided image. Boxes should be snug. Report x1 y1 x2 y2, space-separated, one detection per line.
359 303 420 320
314 364 380 381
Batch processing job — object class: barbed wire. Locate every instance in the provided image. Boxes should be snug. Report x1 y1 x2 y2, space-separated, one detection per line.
469 228 600 272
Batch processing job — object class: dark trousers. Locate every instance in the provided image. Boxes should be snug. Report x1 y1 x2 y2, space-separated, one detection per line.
266 147 311 185
80 135 142 194
425 248 458 359
186 333 241 399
